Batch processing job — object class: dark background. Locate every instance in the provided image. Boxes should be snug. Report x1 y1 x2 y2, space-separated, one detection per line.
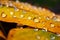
19 0 60 14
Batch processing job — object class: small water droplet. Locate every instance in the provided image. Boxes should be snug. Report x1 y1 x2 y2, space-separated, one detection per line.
46 17 50 20
34 29 38 31
42 28 47 32
50 24 55 28
28 16 32 20
16 0 19 3
14 7 19 11
34 18 40 23
57 34 60 37
10 12 14 15
51 36 55 40
20 15 24 18
1 13 7 18
50 35 55 40
13 16 16 18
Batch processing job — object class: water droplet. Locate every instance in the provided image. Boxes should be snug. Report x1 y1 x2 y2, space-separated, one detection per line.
13 16 16 18
34 29 38 31
32 6 37 10
50 35 55 40
14 7 19 11
52 16 57 21
28 16 32 20
9 1 13 6
51 36 55 40
39 17 41 19
10 12 14 15
50 24 55 28
20 15 24 18
42 28 47 32
1 13 7 18
16 0 19 3
34 18 40 23
57 34 60 37
46 17 50 20
38 7 42 10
